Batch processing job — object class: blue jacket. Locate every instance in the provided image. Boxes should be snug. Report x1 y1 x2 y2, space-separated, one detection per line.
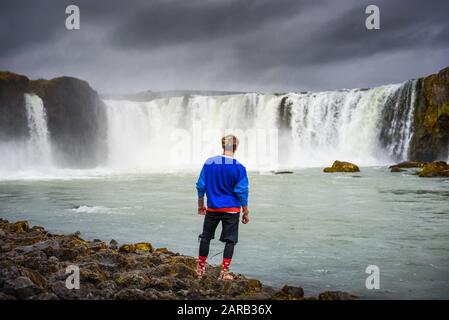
196 155 249 212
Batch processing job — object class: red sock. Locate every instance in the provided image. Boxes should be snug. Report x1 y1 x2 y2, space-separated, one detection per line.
222 258 232 271
198 255 207 267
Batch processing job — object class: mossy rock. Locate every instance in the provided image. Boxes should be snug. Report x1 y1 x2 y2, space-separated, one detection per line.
118 244 135 254
11 221 30 233
410 67 449 161
418 161 449 177
134 242 153 253
389 161 425 169
323 161 360 173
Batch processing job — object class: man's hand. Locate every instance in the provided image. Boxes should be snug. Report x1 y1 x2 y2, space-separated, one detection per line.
198 206 207 215
242 206 249 224
198 197 206 215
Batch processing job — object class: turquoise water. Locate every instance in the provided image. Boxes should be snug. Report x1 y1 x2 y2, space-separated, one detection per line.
1 167 448 299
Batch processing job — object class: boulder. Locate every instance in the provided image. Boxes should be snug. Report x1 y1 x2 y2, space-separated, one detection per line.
318 291 358 300
389 161 425 169
1 276 43 299
323 161 360 173
11 221 30 233
418 161 449 177
118 244 135 254
109 239 118 250
134 242 153 253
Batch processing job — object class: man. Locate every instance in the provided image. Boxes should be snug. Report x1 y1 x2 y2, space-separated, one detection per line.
195 134 249 280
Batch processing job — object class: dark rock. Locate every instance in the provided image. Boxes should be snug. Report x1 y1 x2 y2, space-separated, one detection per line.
0 72 29 141
390 167 405 173
410 67 449 162
0 292 17 300
109 239 118 250
389 160 425 169
318 291 358 300
114 288 146 300
281 285 304 298
1 276 43 299
0 219 356 300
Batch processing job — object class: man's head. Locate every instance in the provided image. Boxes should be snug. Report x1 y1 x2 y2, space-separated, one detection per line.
222 134 239 154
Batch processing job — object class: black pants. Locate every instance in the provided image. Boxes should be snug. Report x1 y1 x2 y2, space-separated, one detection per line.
199 211 240 259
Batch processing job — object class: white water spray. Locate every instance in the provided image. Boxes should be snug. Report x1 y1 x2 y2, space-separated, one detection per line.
24 93 52 166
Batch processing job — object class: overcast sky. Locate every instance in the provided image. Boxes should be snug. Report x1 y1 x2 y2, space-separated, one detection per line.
0 0 448 94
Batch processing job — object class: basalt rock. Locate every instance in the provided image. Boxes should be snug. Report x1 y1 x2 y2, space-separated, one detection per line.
0 219 355 300
389 161 426 169
410 67 449 162
418 161 449 177
323 161 360 173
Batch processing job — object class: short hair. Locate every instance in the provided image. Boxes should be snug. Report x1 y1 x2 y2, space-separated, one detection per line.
221 134 239 152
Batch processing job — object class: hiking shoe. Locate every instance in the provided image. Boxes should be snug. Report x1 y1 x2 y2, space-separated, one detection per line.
218 269 234 281
195 261 206 278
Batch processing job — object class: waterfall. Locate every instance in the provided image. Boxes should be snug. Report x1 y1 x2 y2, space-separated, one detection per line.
0 94 52 173
104 94 282 171
379 80 418 161
24 93 52 167
284 85 401 167
0 81 420 176
103 81 416 171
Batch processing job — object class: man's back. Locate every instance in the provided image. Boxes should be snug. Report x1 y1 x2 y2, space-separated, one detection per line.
196 155 248 212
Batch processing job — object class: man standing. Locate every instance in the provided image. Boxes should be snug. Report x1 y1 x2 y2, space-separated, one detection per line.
195 135 249 280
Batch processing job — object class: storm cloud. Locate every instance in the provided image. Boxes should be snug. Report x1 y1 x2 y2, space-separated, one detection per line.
0 0 448 94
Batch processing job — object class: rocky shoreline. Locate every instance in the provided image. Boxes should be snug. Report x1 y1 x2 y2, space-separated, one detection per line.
0 219 356 300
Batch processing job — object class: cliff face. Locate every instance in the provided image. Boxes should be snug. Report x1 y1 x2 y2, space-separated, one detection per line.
0 72 29 140
410 67 449 161
0 72 107 168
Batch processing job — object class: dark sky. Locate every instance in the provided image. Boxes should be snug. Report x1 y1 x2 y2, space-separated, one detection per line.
0 0 448 94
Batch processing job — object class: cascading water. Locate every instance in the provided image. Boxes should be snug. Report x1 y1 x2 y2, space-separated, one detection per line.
0 94 52 174
0 81 421 176
104 94 282 171
103 81 417 171
379 80 418 161
24 93 52 167
284 85 401 167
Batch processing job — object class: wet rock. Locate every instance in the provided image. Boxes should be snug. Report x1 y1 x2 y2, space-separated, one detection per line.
389 161 425 169
29 292 59 300
0 219 356 300
323 161 360 173
118 244 135 254
280 285 304 299
0 229 5 238
109 239 118 250
1 276 42 299
114 288 145 300
0 292 17 300
418 161 449 177
318 291 358 300
88 241 107 252
11 221 30 233
155 247 173 254
115 271 151 290
134 242 153 253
